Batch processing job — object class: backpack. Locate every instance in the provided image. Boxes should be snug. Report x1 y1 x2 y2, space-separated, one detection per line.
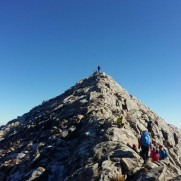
141 132 151 147
159 149 168 160
163 149 168 158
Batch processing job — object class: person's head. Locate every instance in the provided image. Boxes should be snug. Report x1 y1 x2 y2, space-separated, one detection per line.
159 145 163 150
133 144 136 148
143 129 148 133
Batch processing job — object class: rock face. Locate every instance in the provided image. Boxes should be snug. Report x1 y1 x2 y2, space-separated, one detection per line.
0 72 181 181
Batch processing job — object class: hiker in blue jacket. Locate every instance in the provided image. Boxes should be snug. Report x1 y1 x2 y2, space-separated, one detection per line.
159 145 168 161
139 130 152 163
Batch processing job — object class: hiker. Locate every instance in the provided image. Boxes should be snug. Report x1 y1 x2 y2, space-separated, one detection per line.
97 65 100 72
139 130 152 163
132 144 138 153
147 120 152 133
117 116 124 128
159 145 168 161
149 147 159 162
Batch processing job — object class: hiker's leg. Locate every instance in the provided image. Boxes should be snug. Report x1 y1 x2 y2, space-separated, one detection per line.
145 147 149 162
141 146 146 163
140 150 143 158
141 145 145 161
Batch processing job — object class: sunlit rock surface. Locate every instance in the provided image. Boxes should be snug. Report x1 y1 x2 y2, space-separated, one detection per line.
0 72 181 181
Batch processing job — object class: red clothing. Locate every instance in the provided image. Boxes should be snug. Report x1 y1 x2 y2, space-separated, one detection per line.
150 149 159 162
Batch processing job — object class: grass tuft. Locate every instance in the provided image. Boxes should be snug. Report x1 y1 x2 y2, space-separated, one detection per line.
111 174 125 181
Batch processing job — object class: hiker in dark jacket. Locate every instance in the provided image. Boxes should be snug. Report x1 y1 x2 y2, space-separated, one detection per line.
147 118 155 138
97 65 100 72
147 120 152 133
139 130 152 163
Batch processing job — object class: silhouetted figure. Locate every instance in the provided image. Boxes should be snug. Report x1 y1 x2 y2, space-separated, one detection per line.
147 120 152 133
97 66 100 72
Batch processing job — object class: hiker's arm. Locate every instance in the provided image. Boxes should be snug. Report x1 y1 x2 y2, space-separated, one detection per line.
150 141 152 149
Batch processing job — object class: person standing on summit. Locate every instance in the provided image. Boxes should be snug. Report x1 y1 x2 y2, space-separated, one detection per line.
97 65 100 72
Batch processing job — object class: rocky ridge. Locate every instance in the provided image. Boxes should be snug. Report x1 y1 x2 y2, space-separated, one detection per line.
0 72 181 181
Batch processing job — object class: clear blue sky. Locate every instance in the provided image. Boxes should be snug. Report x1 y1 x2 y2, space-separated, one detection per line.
0 0 181 128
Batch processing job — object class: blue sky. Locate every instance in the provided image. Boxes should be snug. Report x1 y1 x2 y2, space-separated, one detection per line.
0 0 181 128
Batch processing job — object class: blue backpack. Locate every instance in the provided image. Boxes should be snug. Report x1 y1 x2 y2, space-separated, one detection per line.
141 132 151 147
159 149 168 160
164 150 168 158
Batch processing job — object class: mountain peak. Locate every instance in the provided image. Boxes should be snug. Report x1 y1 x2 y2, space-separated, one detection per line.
0 72 181 180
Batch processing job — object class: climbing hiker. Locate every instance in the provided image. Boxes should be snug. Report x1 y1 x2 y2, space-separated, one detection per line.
149 147 159 162
132 144 138 153
117 116 124 128
159 145 168 161
97 65 100 72
139 130 152 163
147 120 152 133
147 118 155 138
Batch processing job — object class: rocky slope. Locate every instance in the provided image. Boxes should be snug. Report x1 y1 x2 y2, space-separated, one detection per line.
0 72 181 181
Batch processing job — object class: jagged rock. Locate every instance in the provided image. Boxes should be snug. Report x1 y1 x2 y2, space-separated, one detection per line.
0 72 181 181
68 125 76 132
168 175 181 181
104 127 138 146
136 166 167 181
62 129 68 137
25 167 45 181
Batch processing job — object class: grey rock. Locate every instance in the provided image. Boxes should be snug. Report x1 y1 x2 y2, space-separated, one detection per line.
68 125 76 133
168 175 181 181
62 129 68 137
137 166 167 181
26 167 45 181
0 72 181 181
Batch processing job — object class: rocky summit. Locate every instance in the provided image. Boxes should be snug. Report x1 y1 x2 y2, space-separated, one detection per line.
0 72 181 181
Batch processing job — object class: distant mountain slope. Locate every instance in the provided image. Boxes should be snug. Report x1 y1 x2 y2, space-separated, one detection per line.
0 72 181 181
